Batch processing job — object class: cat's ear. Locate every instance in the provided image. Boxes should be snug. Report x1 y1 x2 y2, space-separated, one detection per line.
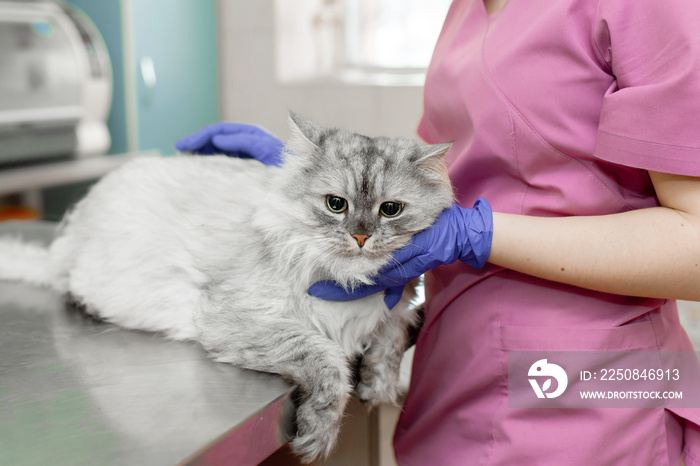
287 112 323 156
414 142 452 183
417 142 451 161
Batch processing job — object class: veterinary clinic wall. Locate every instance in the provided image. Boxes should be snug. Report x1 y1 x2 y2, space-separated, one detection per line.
216 0 425 142
34 0 220 221
62 0 220 157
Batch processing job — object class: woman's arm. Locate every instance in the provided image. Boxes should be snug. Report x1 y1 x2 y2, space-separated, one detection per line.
488 171 700 301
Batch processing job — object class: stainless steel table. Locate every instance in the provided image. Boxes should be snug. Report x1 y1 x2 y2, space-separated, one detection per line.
0 221 294 466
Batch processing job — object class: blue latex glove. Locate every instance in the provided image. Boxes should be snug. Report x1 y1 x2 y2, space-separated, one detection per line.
308 198 493 310
175 122 285 167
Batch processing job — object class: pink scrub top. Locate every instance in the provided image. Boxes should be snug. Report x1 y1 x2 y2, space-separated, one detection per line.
394 0 700 464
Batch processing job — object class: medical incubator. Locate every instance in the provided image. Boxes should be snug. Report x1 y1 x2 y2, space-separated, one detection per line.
0 0 112 165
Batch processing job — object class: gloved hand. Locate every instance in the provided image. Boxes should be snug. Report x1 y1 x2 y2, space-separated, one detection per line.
175 122 285 167
308 198 493 310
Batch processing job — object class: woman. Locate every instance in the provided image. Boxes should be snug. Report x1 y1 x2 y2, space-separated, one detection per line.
176 0 700 463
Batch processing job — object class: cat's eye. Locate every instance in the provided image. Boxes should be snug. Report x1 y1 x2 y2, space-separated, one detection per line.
380 202 404 218
326 195 348 213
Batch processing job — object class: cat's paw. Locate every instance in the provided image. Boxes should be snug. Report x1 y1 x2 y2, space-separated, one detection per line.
290 398 344 463
357 372 401 408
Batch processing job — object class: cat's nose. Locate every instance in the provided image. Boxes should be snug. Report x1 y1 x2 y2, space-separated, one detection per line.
351 234 370 248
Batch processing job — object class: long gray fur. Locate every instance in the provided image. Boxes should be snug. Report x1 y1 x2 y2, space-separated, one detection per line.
0 112 454 463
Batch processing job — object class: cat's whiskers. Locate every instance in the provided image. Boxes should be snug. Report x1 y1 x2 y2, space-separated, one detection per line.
384 256 410 282
381 238 419 283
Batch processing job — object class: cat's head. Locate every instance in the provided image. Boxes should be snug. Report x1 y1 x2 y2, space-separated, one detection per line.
270 112 454 287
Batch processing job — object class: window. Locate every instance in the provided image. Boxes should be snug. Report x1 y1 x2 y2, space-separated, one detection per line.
275 0 451 85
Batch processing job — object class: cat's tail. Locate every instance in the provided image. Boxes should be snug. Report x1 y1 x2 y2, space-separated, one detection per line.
0 237 56 288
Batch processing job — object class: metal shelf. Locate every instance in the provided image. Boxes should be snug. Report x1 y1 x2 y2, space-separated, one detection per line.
0 151 158 196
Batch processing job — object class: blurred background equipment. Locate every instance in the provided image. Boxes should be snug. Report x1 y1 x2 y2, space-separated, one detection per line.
0 0 219 221
0 0 112 165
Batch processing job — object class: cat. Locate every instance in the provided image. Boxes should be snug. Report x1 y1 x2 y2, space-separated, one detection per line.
0 113 453 462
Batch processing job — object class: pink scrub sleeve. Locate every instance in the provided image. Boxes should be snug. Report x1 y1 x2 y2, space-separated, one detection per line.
593 0 700 175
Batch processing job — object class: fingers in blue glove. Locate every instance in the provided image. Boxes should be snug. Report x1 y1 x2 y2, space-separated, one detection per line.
309 281 388 301
211 133 284 166
175 123 226 152
175 122 285 167
382 198 492 270
308 282 405 310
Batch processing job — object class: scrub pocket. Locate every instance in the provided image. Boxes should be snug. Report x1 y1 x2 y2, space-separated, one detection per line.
494 319 685 465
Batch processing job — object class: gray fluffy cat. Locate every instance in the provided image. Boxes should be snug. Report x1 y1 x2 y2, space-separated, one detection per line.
0 113 453 462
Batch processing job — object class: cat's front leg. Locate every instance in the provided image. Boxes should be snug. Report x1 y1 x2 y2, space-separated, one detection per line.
357 301 420 409
198 314 351 463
